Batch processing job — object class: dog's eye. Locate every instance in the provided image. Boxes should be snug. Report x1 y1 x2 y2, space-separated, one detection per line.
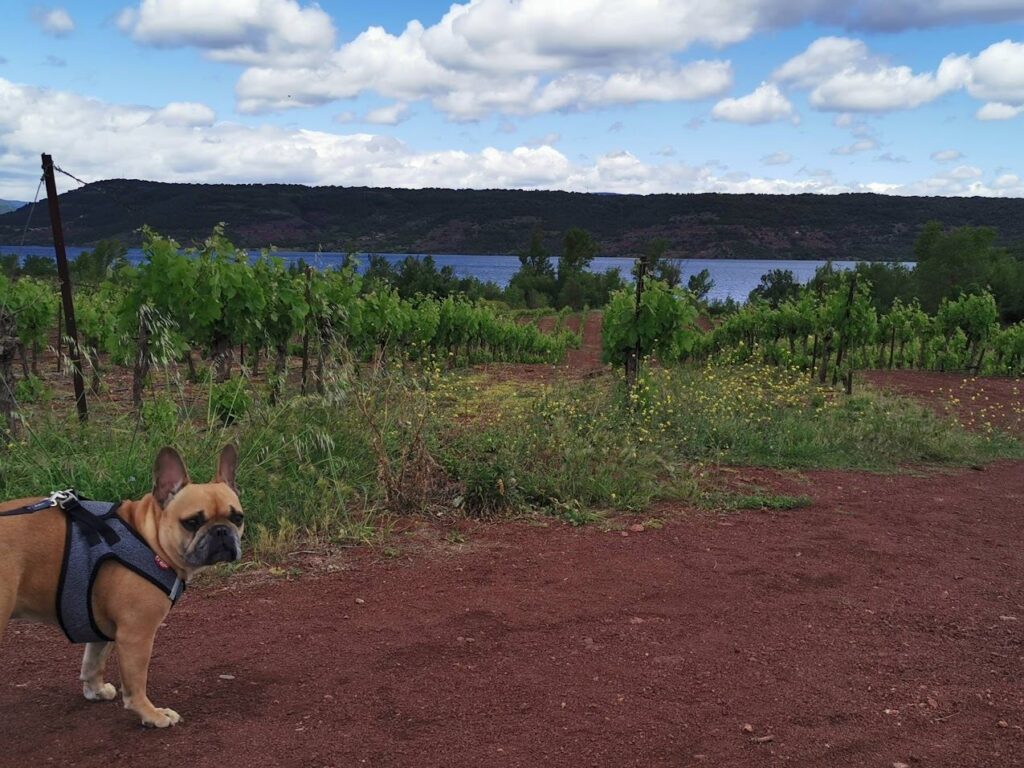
228 511 244 526
181 514 204 533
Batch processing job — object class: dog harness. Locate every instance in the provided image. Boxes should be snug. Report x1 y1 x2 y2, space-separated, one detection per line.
2 491 185 643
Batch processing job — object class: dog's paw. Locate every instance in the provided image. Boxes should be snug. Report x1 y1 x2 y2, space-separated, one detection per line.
142 708 182 728
83 682 117 701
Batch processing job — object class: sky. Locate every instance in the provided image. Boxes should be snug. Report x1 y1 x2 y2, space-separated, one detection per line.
0 1 1023 202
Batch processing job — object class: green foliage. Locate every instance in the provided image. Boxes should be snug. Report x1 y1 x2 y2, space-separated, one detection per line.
913 222 1024 321
559 227 599 276
687 268 715 302
517 225 554 276
601 280 699 369
71 240 128 284
210 377 251 425
18 256 57 279
0 277 58 363
140 394 178 433
634 238 682 288
748 268 801 308
14 374 50 404
362 254 503 301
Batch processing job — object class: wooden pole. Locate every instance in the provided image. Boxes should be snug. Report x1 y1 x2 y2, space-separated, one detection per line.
41 153 88 421
626 259 646 390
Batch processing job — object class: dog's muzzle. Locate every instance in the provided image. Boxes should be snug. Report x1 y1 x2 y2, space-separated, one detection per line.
191 524 242 566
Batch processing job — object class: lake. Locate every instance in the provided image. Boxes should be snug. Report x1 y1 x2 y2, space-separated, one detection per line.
0 245 909 303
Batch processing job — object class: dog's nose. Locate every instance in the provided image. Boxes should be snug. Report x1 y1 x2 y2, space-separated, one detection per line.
211 524 232 538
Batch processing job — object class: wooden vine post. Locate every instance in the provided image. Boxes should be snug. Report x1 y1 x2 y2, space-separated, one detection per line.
41 153 88 422
625 258 646 391
833 273 858 394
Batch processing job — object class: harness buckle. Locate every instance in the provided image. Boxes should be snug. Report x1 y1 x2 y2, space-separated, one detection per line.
49 489 78 509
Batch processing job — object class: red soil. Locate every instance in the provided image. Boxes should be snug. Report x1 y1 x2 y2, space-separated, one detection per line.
4 324 1024 766
863 370 1024 437
2 459 1023 767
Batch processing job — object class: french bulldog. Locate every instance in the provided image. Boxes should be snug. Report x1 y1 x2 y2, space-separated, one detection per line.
0 444 244 727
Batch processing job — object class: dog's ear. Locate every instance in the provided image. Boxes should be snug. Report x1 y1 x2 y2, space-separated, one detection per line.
214 444 239 494
153 447 190 508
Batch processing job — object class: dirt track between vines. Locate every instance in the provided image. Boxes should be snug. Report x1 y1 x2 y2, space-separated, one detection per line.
2 316 1023 767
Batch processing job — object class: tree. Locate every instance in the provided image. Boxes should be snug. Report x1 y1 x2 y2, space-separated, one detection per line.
687 268 715 302
912 222 1006 313
559 228 598 277
633 238 681 288
71 240 128 284
518 225 554 276
749 268 801 308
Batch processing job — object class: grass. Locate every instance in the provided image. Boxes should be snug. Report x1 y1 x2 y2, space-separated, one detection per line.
703 491 814 512
2 356 1019 556
628 362 1022 470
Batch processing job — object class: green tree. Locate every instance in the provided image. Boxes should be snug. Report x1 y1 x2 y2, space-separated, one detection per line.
559 228 598 277
518 225 554 276
686 268 715 302
912 222 1012 314
749 268 801 308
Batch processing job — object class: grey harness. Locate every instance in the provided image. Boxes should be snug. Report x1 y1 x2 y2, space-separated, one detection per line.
2 491 185 643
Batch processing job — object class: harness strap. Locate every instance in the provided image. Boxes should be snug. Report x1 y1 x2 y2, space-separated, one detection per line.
0 497 60 516
1 492 120 547
62 500 121 547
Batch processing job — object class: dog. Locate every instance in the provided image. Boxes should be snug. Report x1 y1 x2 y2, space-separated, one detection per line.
0 444 244 727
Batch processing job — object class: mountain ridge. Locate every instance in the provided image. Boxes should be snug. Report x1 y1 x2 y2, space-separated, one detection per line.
2 180 1023 259
0 199 27 215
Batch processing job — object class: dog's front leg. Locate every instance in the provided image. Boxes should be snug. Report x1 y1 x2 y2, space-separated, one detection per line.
81 641 117 701
117 627 181 728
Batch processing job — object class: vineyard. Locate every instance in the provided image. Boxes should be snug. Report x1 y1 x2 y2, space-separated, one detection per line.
599 269 1024 387
0 227 580 428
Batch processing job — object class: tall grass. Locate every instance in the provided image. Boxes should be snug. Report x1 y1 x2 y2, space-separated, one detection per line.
2 358 1018 554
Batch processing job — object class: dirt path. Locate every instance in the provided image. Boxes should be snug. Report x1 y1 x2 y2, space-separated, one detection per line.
479 311 604 385
2 458 1023 767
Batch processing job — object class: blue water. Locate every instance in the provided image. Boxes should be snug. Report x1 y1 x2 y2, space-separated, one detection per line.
0 245 909 303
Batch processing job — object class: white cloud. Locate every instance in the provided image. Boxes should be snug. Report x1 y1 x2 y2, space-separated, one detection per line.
777 36 1024 116
117 0 336 66
931 149 964 162
977 102 1024 120
810 57 965 112
831 138 879 155
876 152 909 163
774 37 870 89
994 173 1022 190
774 36 971 113
112 1 1024 120
761 151 794 165
1 77 1021 203
849 1 1024 31
711 83 797 124
949 164 983 180
34 7 75 37
149 101 216 127
526 133 561 147
945 40 1024 113
364 103 409 125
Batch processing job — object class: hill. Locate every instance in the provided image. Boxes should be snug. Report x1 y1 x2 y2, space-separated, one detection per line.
2 180 1023 259
0 199 27 215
